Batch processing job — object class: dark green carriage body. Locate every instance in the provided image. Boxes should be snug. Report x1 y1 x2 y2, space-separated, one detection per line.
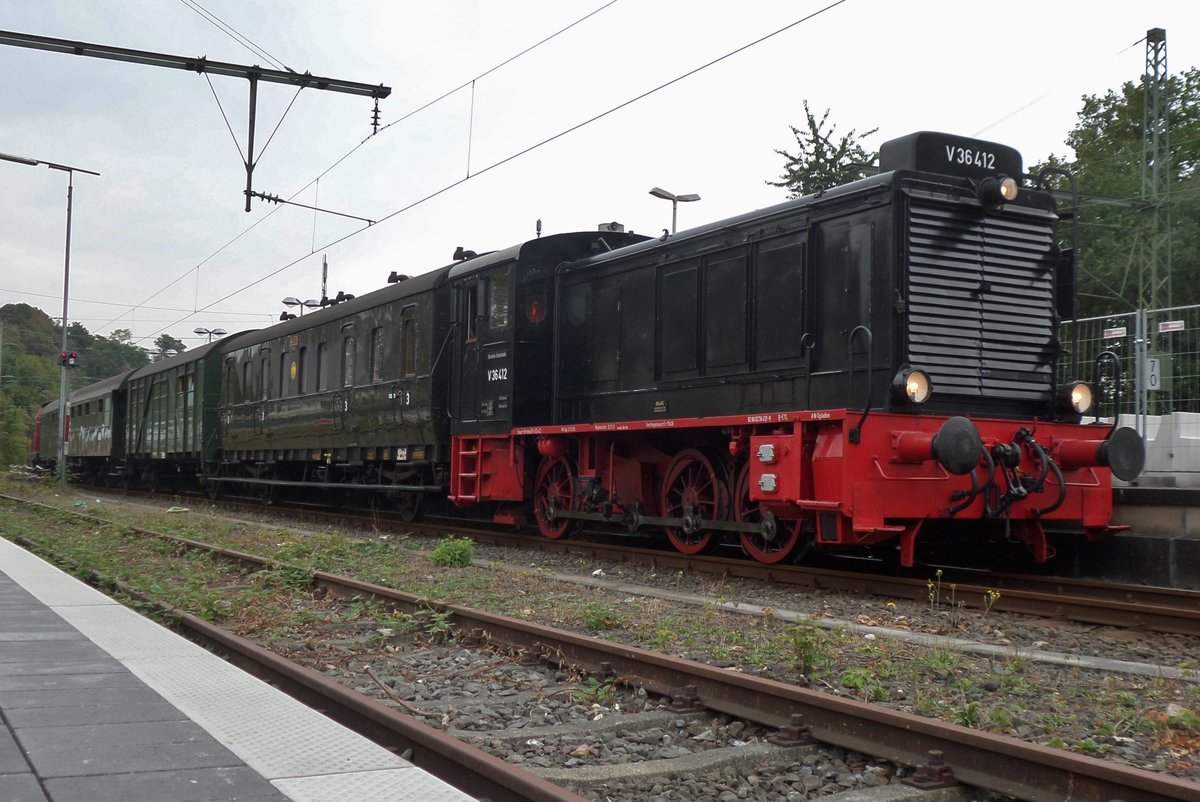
218 266 453 476
30 400 61 469
67 372 132 462
124 340 232 485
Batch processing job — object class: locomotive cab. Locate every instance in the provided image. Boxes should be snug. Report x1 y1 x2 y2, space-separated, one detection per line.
447 230 646 505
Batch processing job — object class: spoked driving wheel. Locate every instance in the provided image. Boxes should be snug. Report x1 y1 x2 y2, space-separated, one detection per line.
534 456 576 539
660 449 726 554
733 462 805 564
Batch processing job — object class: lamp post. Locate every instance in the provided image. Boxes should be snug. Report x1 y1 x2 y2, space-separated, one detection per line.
649 186 700 235
193 326 227 343
0 152 99 487
282 297 320 319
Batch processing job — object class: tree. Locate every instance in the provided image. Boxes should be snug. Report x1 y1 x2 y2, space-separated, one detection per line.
768 101 878 198
153 333 187 355
1033 68 1200 318
0 304 149 464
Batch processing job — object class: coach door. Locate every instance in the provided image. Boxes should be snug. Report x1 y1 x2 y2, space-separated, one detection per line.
452 266 514 429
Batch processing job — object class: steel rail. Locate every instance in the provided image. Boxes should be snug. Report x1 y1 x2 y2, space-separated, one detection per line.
5 496 1194 802
7 491 1200 635
310 572 1200 802
10 535 584 802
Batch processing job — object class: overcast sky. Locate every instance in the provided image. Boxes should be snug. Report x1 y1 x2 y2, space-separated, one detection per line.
1 1 1196 355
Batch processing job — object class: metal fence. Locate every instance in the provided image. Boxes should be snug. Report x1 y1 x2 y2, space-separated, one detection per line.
1061 304 1200 487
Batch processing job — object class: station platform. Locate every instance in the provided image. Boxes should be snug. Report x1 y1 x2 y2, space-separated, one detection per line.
0 536 474 802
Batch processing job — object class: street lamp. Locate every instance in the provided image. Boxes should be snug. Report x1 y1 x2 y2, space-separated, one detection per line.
1 152 99 487
193 326 227 343
282 297 320 317
649 186 700 235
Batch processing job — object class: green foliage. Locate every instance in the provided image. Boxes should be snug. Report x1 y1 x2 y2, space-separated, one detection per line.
153 333 187 354
429 536 475 567
768 101 878 198
782 619 831 675
412 608 454 643
571 676 617 705
0 303 149 465
581 601 625 633
954 700 982 727
1033 68 1200 316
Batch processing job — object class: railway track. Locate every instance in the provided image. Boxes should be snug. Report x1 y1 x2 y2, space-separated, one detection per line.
122 486 1200 638
4 492 1195 802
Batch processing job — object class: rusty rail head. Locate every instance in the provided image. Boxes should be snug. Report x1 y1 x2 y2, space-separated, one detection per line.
316 571 1197 802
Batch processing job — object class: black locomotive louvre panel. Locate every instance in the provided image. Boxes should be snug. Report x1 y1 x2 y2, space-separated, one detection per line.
904 191 1056 402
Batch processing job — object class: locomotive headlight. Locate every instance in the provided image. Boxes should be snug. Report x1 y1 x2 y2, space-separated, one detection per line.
976 175 1019 208
893 368 932 404
1065 381 1093 414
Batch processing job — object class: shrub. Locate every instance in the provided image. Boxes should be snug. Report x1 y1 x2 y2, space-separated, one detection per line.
430 536 474 567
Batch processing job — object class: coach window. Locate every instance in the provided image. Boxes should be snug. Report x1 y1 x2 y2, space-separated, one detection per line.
401 309 417 377
343 336 356 386
298 347 308 393
279 353 288 397
316 343 327 391
260 356 270 400
241 360 250 402
465 282 480 342
488 271 510 330
225 360 237 403
371 326 385 382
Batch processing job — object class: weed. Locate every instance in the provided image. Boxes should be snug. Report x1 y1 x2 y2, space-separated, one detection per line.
989 706 1015 733
1047 736 1066 749
581 601 625 633
840 667 878 696
430 536 474 567
413 608 455 643
782 619 829 676
571 677 617 705
954 700 982 727
914 650 960 672
271 566 315 591
1006 654 1031 673
1073 737 1104 757
647 627 677 650
983 589 1001 616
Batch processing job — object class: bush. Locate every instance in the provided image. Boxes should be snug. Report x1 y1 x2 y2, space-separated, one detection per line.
430 536 474 567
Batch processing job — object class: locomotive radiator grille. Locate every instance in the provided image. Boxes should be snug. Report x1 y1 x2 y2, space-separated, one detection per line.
904 192 1057 402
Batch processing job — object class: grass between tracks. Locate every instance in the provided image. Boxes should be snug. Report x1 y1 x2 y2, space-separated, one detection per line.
2 474 1198 778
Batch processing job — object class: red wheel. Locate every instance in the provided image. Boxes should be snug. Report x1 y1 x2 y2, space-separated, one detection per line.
660 449 725 554
534 456 576 539
734 463 803 564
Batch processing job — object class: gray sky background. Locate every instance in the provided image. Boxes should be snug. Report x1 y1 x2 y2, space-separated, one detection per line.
1 1 1196 356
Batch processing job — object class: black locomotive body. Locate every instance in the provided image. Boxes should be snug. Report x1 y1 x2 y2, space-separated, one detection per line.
40 131 1143 567
451 132 1142 565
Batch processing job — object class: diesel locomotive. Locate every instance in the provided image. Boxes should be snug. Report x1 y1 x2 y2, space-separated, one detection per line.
39 131 1144 567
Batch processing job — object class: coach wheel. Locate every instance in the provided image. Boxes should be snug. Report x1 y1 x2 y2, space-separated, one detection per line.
733 463 804 564
534 456 576 539
660 449 725 555
393 467 426 523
